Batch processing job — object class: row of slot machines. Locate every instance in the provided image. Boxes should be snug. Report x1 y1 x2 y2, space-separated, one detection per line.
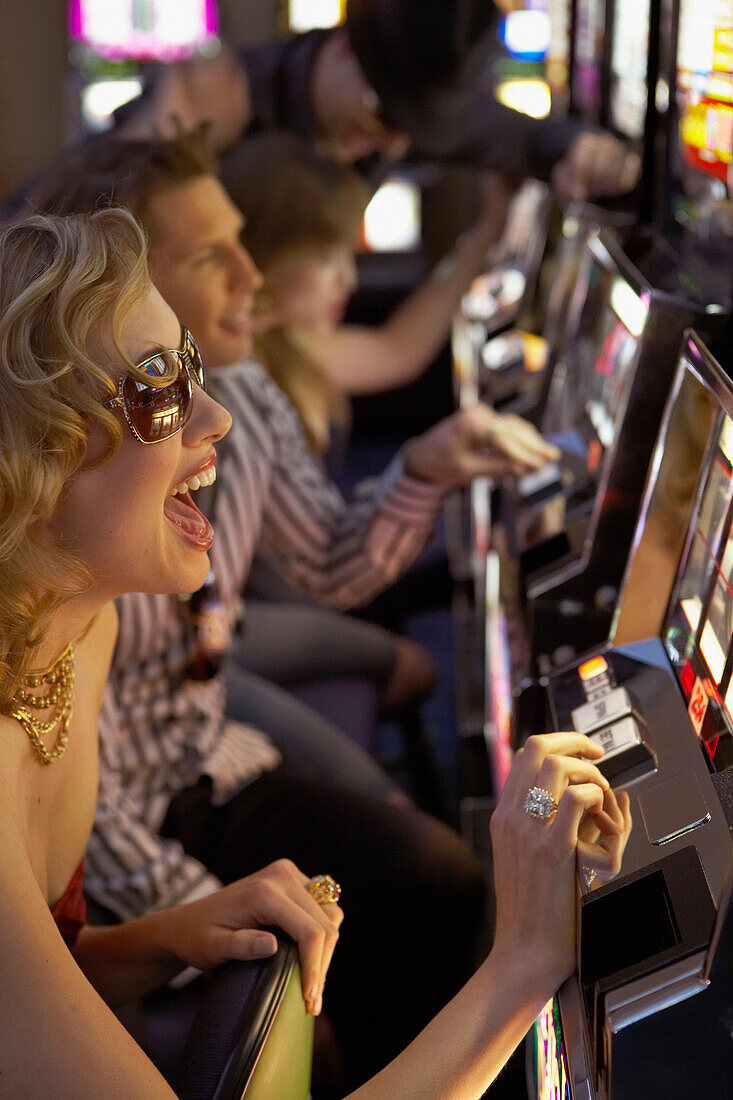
448 1 733 1097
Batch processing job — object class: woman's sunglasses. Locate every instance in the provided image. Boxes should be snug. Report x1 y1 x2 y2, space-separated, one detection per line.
103 327 206 445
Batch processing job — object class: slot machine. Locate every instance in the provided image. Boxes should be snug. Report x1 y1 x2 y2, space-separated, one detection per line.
452 179 552 412
660 0 733 319
532 332 733 1099
460 0 642 420
506 226 727 669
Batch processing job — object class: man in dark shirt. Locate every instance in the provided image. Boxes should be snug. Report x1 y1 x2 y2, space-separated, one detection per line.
114 0 637 201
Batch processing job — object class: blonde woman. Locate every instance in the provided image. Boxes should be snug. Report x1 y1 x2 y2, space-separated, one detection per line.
0 208 629 1097
220 131 511 454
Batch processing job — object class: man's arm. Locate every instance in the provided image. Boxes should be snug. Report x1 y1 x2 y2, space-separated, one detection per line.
208 363 557 611
406 90 639 200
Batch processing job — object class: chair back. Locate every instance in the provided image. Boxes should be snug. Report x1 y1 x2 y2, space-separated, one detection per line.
175 936 313 1100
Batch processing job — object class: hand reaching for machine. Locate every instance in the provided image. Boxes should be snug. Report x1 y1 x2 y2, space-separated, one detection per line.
404 404 560 489
551 132 641 203
490 733 629 991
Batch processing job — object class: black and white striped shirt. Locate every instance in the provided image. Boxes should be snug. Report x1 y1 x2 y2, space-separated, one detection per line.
85 359 445 919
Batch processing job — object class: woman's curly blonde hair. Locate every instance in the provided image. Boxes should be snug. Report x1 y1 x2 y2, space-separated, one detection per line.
0 207 171 709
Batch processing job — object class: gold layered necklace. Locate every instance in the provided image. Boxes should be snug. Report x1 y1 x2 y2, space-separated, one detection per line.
10 644 75 765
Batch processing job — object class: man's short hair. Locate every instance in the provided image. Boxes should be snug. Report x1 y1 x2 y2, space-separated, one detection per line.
27 125 217 239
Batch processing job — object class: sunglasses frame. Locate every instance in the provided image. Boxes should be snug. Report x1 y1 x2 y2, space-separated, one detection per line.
103 326 206 445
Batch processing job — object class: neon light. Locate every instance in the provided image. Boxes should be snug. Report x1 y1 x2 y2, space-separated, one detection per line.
81 77 143 132
363 180 421 253
70 0 218 61
500 12 551 62
579 655 608 681
496 79 552 120
288 0 344 32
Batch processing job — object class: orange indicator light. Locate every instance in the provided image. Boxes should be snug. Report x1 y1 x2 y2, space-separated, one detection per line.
578 656 608 681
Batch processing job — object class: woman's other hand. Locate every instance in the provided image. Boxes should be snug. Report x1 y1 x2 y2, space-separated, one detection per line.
164 858 343 1016
489 733 629 993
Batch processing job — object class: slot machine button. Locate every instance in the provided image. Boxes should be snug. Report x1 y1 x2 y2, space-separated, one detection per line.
572 687 632 733
585 679 612 701
590 715 640 757
590 715 655 783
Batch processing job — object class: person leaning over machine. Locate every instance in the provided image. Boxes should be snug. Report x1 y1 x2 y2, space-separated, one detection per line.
1 0 639 226
114 0 639 202
0 206 631 1100
27 128 561 1091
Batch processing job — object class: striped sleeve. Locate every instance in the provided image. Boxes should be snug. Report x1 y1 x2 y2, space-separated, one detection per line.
84 684 222 920
209 361 445 610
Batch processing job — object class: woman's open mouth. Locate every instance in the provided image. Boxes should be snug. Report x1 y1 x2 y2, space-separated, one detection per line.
163 463 216 551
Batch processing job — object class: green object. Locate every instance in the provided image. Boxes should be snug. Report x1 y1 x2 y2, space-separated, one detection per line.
245 961 314 1099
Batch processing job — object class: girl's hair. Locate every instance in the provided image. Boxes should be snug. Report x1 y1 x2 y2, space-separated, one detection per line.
220 132 369 270
220 133 369 452
0 207 170 709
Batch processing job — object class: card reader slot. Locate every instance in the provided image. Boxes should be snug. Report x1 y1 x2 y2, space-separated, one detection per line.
580 847 717 1071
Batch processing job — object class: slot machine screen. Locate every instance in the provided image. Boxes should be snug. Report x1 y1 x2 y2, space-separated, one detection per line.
545 246 647 471
613 346 719 645
534 998 572 1100
664 349 733 770
676 0 733 188
572 0 606 121
609 0 651 139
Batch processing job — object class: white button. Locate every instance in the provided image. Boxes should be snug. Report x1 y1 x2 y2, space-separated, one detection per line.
516 462 561 498
572 687 632 733
585 681 612 702
589 715 642 759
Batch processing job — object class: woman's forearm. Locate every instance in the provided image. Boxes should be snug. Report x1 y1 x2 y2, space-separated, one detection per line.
318 208 506 395
345 949 551 1100
72 912 184 1006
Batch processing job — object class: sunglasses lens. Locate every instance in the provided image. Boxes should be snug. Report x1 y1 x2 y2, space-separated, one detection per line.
121 370 192 443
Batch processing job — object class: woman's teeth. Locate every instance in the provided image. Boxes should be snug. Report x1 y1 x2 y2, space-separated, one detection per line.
170 466 216 496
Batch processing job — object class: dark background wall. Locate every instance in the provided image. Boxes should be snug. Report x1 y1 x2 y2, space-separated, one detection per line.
0 0 283 197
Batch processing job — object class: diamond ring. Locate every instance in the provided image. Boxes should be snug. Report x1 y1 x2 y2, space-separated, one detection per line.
524 786 559 820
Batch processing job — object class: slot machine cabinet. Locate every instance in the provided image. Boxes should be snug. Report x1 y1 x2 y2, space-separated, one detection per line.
462 0 667 424
659 0 733 324
532 333 733 1100
601 0 664 225
452 180 552 412
505 227 727 669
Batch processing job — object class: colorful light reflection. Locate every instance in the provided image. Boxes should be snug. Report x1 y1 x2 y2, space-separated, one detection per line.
535 998 571 1100
69 0 218 62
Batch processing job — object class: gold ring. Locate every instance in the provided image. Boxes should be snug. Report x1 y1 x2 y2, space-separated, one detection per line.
308 874 341 906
